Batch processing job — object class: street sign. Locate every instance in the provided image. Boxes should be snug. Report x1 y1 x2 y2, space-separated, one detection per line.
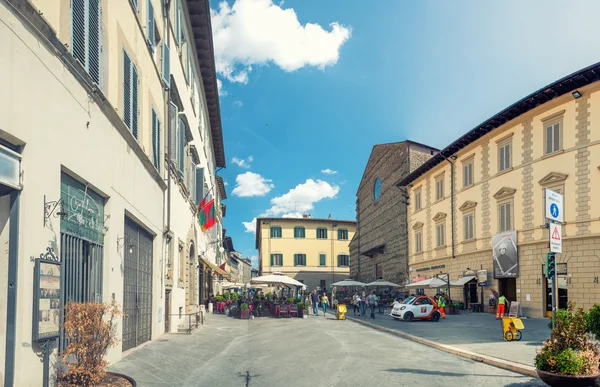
550 224 562 253
545 188 564 223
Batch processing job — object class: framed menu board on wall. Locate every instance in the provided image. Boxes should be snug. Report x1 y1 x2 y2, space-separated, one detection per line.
33 259 61 342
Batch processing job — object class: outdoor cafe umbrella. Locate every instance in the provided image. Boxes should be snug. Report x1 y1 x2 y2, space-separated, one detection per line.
331 279 366 287
251 273 305 288
406 277 448 288
365 280 401 287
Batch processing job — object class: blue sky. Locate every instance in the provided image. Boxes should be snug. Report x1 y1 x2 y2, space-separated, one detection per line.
211 0 600 267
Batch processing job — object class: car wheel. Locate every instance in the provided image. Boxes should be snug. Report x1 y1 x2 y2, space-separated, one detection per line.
431 312 440 322
404 312 414 322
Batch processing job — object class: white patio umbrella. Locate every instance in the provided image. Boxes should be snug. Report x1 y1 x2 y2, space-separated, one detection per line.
406 277 448 288
251 273 305 287
331 279 366 287
366 280 401 287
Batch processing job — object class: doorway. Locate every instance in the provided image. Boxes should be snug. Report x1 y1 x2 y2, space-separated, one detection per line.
499 278 517 301
164 290 171 333
463 280 478 307
122 217 154 352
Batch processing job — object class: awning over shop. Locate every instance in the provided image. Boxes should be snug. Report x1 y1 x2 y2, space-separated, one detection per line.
406 277 448 288
200 257 231 280
451 276 476 287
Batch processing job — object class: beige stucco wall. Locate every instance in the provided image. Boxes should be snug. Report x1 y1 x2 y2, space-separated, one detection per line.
407 81 600 317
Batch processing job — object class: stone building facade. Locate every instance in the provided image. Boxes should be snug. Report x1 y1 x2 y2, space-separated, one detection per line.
350 141 438 285
397 62 600 318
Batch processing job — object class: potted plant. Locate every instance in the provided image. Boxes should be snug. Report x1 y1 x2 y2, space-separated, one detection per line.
297 302 308 318
230 292 239 303
535 302 600 387
265 292 272 301
57 300 136 386
240 303 250 319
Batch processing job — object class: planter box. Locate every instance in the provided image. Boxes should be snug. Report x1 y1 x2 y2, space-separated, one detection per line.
240 309 250 319
299 309 308 318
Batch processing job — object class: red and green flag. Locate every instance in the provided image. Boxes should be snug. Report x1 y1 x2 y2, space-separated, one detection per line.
198 198 216 232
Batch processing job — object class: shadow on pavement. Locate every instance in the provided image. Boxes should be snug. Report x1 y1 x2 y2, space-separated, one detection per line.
384 368 527 379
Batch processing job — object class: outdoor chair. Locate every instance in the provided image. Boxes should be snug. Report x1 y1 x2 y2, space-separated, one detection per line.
289 305 298 318
279 305 290 318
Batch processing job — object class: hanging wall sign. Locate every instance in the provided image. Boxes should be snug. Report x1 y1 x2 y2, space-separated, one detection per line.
33 259 62 342
60 173 105 244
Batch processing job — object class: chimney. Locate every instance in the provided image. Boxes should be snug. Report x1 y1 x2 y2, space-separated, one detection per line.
302 213 312 219
328 214 332 219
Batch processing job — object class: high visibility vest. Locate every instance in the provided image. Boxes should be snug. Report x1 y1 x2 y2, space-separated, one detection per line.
498 296 507 305
438 298 445 307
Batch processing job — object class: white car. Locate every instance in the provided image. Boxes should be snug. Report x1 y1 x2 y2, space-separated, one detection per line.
390 296 441 322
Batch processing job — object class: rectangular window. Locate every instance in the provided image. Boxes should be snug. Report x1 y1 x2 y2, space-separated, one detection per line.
499 202 512 232
151 109 161 170
499 142 511 172
375 263 383 279
178 242 185 282
146 0 155 51
319 253 326 266
337 255 349 267
293 227 305 238
320 280 326 289
123 50 139 138
177 118 185 178
337 229 348 240
415 190 421 211
270 254 283 266
463 162 473 188
435 177 444 200
316 228 328 239
463 214 474 240
545 122 561 155
270 227 282 238
294 254 306 266
72 0 101 84
161 42 170 87
436 224 445 247
415 231 422 253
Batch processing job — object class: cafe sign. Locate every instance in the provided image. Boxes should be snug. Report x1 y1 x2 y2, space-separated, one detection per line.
60 173 105 244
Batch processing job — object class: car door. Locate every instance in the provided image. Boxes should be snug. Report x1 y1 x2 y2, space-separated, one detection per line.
416 297 433 318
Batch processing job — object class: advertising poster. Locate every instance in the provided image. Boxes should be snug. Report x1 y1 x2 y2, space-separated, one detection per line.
492 231 518 279
35 261 61 340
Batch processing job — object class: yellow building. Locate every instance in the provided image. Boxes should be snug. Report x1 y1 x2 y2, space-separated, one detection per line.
256 216 356 290
397 62 600 318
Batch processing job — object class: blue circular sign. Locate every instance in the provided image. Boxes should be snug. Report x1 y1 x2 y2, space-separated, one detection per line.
550 203 559 218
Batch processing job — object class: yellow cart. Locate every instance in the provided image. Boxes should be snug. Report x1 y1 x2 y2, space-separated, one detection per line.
336 304 347 320
501 316 524 341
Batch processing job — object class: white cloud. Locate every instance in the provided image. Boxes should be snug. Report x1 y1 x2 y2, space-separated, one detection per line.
247 155 254 163
224 181 229 186
250 255 258 267
282 212 303 218
211 0 351 83
217 78 227 96
234 100 244 107
265 179 339 216
321 169 338 175
232 156 251 169
232 172 274 197
243 218 257 233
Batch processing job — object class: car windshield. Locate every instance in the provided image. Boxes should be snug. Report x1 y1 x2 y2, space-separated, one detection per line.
402 297 416 304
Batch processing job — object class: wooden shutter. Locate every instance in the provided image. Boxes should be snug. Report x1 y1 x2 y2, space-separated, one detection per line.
294 254 298 266
88 0 100 84
177 118 185 178
270 254 274 266
337 255 341 267
175 0 181 44
168 102 177 165
151 110 160 169
123 51 131 129
162 42 170 87
72 0 100 84
131 65 139 138
147 0 155 50
195 168 204 205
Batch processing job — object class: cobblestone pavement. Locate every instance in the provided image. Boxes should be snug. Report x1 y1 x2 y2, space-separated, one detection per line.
110 313 546 387
348 308 550 366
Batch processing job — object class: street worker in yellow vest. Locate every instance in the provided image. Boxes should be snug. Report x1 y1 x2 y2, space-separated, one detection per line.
437 294 446 319
496 294 507 319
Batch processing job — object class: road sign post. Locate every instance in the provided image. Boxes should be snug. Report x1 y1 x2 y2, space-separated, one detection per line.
544 188 563 332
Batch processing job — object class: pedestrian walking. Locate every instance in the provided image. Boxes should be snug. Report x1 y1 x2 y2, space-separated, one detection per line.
321 293 329 316
310 289 320 316
488 292 497 313
496 294 507 319
437 294 447 319
359 291 367 317
367 290 378 319
352 293 360 316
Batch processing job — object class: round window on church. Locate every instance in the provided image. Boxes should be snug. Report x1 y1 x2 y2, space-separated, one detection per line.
373 178 381 202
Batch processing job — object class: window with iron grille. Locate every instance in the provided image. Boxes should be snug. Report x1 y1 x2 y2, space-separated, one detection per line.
337 254 349 267
338 229 348 240
319 253 326 266
270 227 282 238
316 228 327 239
270 253 283 266
151 109 160 170
294 254 306 266
123 50 139 138
294 227 305 238
71 0 101 84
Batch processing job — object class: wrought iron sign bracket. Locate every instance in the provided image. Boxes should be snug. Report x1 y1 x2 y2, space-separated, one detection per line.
43 195 67 227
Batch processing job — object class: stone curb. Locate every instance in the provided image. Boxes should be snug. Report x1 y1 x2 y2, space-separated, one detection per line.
347 316 538 378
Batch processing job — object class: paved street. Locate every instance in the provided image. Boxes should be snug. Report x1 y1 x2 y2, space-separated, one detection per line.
110 314 544 387
348 309 550 366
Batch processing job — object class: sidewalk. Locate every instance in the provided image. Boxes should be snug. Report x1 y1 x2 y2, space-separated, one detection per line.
347 310 550 376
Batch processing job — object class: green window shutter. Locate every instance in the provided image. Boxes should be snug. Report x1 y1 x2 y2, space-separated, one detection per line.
175 0 181 44
131 65 138 138
168 102 177 165
123 51 131 129
147 0 155 50
270 254 274 266
177 118 185 178
294 254 297 266
320 254 326 266
337 255 341 267
151 109 160 169
72 0 101 84
162 42 170 87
